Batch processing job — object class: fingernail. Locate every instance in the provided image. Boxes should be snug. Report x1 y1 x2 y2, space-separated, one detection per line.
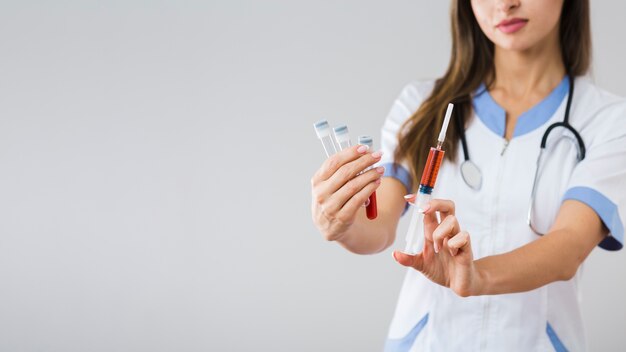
403 194 414 199
371 151 383 158
375 178 381 184
434 242 439 253
357 145 369 153
376 166 385 174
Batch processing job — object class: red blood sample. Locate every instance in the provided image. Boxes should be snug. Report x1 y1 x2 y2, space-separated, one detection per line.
366 192 378 219
420 147 445 190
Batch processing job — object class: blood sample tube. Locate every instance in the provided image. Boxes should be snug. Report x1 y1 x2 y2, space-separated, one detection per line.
313 120 337 157
358 135 378 220
333 125 352 150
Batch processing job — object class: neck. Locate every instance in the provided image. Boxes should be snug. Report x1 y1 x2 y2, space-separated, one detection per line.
492 30 566 98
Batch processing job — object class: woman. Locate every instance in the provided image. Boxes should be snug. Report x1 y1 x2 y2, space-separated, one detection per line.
310 0 626 350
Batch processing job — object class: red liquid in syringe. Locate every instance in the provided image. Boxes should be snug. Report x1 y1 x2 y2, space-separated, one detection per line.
418 147 445 194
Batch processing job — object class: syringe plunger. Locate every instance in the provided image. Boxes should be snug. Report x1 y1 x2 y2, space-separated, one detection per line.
437 103 454 146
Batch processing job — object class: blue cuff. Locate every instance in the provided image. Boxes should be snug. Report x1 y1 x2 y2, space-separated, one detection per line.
563 187 624 251
380 162 412 216
381 162 412 193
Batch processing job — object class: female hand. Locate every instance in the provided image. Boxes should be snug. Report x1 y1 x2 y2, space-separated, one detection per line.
392 198 481 297
310 145 384 242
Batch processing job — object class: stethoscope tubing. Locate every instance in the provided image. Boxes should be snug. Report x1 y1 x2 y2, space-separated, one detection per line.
457 75 585 183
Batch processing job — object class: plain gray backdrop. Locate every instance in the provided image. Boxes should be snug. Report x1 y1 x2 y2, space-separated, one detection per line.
0 1 624 351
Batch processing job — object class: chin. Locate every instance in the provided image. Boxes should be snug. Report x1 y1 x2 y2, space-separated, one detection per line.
492 35 534 52
496 42 532 52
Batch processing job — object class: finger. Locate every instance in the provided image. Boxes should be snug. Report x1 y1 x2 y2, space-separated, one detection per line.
447 231 471 257
403 194 432 214
326 168 383 215
443 237 450 255
311 147 379 207
403 193 416 204
432 215 460 253
392 250 424 271
423 199 455 217
423 199 455 245
322 150 383 195
423 209 439 242
312 144 371 185
336 177 382 220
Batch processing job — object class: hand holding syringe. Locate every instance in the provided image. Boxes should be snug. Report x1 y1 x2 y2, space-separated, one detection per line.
404 103 454 254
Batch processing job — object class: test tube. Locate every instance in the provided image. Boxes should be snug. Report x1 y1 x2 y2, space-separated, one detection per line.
358 135 378 220
333 125 352 150
313 120 337 157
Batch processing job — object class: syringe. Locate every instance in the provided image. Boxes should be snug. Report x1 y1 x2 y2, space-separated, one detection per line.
314 120 337 157
358 135 378 220
405 103 454 254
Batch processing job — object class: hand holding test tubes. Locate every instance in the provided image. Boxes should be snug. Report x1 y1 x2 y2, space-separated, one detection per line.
313 121 379 220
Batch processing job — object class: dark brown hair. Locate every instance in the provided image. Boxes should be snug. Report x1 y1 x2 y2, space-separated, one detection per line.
394 0 591 190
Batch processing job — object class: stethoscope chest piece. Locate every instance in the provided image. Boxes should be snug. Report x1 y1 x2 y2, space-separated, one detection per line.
460 160 482 190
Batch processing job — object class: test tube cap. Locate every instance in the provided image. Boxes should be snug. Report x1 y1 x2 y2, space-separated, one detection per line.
358 135 373 148
314 120 331 138
333 125 348 135
333 125 350 143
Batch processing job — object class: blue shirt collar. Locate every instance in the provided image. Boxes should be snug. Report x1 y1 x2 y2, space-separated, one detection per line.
472 76 569 138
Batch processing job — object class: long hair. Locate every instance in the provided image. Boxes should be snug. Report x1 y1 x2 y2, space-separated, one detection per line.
394 0 591 190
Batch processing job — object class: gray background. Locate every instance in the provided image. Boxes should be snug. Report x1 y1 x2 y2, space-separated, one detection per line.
0 1 624 351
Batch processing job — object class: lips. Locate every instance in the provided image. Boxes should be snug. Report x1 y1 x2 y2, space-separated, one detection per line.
496 18 528 34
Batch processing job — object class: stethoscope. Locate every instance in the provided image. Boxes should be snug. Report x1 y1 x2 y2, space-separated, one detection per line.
455 75 586 235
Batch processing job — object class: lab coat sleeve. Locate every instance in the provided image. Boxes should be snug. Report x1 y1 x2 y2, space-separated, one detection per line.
563 105 626 250
378 81 434 196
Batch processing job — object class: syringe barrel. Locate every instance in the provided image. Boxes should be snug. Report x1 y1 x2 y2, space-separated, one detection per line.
404 193 431 254
419 147 445 192
404 146 444 254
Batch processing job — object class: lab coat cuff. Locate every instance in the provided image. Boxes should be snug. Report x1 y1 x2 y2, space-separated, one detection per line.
380 162 412 216
563 186 624 251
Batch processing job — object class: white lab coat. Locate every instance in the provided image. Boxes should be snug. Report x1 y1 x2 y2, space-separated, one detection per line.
378 76 626 351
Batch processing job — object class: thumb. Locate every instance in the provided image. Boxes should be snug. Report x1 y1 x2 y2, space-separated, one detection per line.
393 250 424 271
